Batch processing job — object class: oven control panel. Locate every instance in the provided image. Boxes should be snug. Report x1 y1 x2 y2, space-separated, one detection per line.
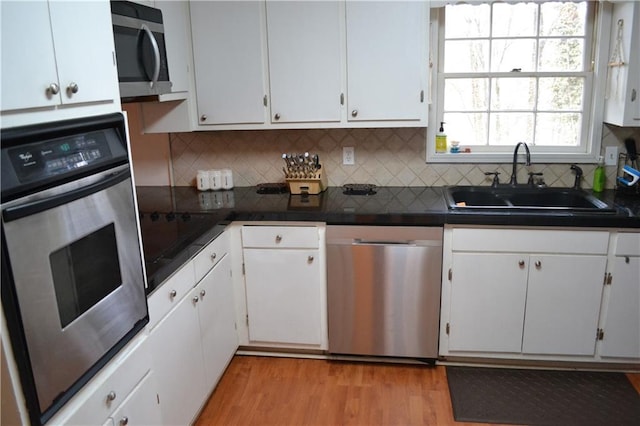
8 132 115 183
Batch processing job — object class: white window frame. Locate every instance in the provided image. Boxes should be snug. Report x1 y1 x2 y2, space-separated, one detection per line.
426 1 613 164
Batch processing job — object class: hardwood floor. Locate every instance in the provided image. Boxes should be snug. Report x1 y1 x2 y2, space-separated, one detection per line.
196 355 640 426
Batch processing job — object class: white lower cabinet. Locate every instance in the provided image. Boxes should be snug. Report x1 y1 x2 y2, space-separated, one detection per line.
148 278 207 425
441 227 611 361
448 253 528 353
47 335 160 426
148 231 237 425
521 255 607 356
241 225 327 349
107 372 162 426
599 232 640 360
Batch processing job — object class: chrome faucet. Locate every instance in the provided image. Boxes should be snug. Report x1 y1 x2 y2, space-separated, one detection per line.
510 142 531 186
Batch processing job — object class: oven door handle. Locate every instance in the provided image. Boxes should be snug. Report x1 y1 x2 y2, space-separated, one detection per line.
2 170 131 223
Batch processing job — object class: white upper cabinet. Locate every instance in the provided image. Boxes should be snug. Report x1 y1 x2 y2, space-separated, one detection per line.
144 0 429 132
1 0 119 127
604 1 640 127
190 0 267 125
345 1 427 122
265 1 343 123
1 1 58 112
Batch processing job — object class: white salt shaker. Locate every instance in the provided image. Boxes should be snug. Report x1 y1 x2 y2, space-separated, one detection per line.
209 170 222 191
196 170 210 191
222 169 234 190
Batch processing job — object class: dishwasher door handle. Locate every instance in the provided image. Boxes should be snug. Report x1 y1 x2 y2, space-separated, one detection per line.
352 239 415 246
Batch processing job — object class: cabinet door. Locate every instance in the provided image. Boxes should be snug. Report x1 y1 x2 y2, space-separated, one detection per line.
48 0 118 105
448 253 528 353
604 1 640 126
266 1 342 123
522 255 607 356
345 1 426 121
196 254 238 388
1 1 59 111
148 292 206 426
600 256 640 359
190 1 267 125
108 372 162 426
244 248 322 345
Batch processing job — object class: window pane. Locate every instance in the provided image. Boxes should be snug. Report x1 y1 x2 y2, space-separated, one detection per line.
538 39 584 71
535 113 581 146
445 4 490 38
537 77 584 110
540 2 586 37
445 78 489 111
444 112 488 146
444 40 489 73
492 3 538 37
489 113 534 145
491 39 537 72
491 78 536 110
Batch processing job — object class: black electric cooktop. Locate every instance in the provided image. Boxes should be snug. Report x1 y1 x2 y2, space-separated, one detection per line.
139 211 225 294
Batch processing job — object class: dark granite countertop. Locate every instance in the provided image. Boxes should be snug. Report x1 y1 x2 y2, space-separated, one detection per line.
136 185 640 293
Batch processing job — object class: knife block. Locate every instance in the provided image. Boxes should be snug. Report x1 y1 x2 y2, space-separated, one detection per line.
286 172 328 195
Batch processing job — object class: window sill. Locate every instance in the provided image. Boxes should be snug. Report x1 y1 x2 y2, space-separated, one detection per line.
426 151 600 164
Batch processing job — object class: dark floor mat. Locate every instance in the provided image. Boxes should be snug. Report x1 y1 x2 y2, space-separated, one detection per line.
446 366 640 426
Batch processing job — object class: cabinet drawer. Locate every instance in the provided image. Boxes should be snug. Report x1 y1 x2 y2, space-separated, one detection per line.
452 228 609 255
615 233 640 256
194 231 229 283
147 262 195 329
242 226 319 248
63 337 151 425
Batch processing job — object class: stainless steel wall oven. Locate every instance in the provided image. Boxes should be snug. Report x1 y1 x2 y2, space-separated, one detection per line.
1 113 148 425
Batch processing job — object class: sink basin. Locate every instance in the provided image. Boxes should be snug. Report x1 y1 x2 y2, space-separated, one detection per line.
445 186 615 212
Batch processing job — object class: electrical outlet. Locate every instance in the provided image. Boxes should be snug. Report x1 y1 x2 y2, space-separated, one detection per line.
343 146 355 165
605 146 618 166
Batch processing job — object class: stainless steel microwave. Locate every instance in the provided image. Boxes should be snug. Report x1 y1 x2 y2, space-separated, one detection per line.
111 0 173 99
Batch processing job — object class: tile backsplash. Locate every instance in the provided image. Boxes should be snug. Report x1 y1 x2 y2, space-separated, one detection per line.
169 125 640 189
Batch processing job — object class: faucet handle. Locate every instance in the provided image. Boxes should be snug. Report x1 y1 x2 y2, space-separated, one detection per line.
527 172 543 186
484 171 501 187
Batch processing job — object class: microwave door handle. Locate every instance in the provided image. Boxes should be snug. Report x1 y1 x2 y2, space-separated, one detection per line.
2 169 130 223
141 24 160 87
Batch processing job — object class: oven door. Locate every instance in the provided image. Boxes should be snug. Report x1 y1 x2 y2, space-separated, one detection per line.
1 164 147 419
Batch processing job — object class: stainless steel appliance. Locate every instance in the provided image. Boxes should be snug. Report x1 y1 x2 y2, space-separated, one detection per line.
1 113 148 425
327 226 443 359
111 0 172 99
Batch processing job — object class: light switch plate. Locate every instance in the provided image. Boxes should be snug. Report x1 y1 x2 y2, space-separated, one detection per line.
605 146 618 166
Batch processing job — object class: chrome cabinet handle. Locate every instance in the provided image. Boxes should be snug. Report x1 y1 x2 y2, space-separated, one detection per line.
535 260 542 269
106 391 116 402
275 235 282 243
141 24 160 87
47 82 60 96
308 255 314 263
351 109 358 117
211 253 217 262
169 289 177 299
193 295 199 303
274 113 281 120
200 114 207 122
200 290 206 298
120 416 129 426
67 82 78 95
518 260 525 268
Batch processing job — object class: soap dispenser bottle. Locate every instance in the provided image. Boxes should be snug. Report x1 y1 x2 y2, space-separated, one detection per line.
592 156 605 192
436 122 447 153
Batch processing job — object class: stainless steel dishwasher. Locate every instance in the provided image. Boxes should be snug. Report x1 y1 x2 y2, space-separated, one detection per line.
327 226 443 360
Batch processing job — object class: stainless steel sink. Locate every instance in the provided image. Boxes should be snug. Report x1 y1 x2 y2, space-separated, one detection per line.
445 186 615 212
